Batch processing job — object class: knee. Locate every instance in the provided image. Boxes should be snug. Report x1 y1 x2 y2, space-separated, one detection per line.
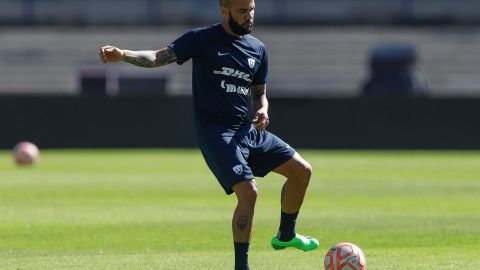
297 161 312 186
303 161 313 180
234 180 258 207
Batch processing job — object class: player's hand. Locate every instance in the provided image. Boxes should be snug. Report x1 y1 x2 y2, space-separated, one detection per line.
99 45 124 63
253 108 270 131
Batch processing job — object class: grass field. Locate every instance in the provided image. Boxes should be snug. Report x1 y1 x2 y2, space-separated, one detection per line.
0 149 479 269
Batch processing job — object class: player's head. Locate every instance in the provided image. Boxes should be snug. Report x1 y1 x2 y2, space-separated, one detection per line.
220 0 255 36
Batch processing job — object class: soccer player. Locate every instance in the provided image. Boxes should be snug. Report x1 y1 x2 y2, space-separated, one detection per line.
99 0 319 269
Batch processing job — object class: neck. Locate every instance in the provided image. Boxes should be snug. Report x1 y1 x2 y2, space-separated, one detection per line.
221 21 241 38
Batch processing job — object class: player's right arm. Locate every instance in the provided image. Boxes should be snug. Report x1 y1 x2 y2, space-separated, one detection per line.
99 45 177 68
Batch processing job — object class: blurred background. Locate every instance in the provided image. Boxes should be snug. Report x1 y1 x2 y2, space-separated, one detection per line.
1 0 480 149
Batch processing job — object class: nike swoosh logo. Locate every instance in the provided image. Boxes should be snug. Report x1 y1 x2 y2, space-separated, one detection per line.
218 52 229 56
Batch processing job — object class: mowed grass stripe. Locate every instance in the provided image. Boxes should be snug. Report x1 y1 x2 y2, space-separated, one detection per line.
0 149 479 269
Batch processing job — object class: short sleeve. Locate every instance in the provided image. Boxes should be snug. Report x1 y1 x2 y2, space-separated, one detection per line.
252 47 268 85
168 29 202 65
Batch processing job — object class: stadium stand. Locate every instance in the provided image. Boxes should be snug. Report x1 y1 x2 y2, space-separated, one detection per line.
1 0 480 97
2 0 480 25
1 27 480 97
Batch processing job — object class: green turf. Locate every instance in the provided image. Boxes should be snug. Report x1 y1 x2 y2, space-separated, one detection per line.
0 149 479 269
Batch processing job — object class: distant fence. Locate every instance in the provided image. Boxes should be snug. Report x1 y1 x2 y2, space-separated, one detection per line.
1 96 479 149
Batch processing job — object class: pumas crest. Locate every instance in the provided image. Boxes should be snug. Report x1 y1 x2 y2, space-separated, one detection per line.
232 165 243 175
248 58 256 68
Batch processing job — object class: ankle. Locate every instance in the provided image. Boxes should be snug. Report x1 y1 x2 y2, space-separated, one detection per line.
234 242 250 270
277 211 299 241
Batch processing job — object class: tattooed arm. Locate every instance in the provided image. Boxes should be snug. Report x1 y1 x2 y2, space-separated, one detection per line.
122 47 177 68
99 45 177 68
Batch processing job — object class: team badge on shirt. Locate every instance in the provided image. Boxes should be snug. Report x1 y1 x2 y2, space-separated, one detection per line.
248 58 256 69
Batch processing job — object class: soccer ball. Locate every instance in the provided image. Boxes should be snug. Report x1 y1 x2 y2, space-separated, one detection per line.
324 242 366 270
13 141 40 165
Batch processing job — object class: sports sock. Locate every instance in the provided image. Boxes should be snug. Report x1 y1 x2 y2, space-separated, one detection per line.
234 242 250 270
277 211 299 242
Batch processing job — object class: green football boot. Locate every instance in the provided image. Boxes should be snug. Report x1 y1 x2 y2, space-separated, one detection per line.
271 233 319 251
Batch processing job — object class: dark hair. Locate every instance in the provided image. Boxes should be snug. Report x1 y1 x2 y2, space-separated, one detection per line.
219 0 231 7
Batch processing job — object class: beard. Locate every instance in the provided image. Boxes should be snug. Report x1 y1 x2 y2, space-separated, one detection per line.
228 12 253 36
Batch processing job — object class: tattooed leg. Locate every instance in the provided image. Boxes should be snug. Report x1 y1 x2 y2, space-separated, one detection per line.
237 215 249 231
232 180 257 242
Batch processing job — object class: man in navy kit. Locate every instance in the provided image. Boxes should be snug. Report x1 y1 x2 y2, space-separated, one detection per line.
99 0 318 269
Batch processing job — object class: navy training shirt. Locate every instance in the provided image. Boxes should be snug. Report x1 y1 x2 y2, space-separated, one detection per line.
168 23 268 145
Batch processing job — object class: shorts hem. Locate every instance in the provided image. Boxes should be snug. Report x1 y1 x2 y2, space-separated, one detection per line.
253 150 296 178
224 177 255 195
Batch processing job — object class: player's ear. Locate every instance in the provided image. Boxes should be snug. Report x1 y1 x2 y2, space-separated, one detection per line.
220 5 229 18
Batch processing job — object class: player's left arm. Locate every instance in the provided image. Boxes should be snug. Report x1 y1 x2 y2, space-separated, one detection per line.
251 84 270 131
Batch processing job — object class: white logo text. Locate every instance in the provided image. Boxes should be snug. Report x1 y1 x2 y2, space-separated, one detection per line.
214 67 252 83
221 81 250 96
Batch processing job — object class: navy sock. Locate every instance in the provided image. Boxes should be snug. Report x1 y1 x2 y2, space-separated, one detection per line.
234 242 250 270
277 211 299 241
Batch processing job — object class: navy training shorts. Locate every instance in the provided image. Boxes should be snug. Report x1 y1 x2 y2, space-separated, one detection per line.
199 128 296 195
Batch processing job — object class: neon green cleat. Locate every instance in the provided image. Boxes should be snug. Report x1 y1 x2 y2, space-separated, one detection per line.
271 233 319 251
